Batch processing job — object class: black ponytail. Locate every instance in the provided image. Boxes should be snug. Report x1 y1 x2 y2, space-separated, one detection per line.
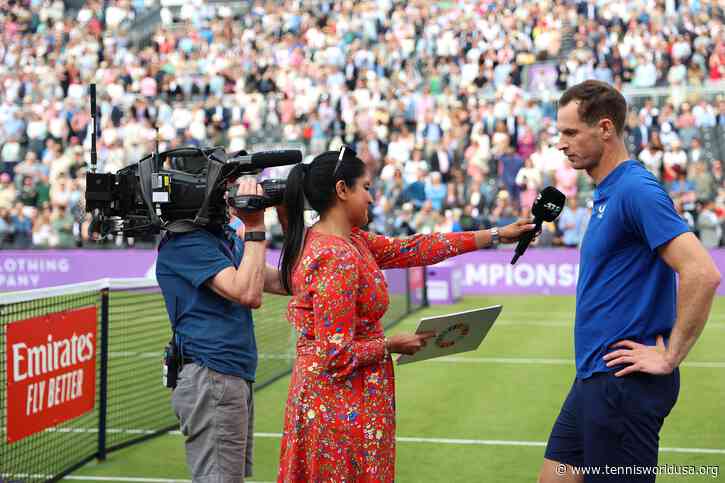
278 150 367 294
279 163 308 294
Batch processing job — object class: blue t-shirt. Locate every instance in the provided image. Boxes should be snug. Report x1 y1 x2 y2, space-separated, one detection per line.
575 161 689 379
156 226 257 381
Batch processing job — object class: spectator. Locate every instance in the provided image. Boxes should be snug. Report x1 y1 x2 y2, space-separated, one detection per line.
516 125 537 161
402 167 428 209
631 54 657 87
639 140 664 179
11 203 33 248
694 99 717 128
692 161 717 202
464 137 490 180
0 0 723 251
14 151 46 187
32 210 56 247
671 166 696 196
0 207 13 247
675 198 696 232
425 171 447 212
531 134 566 187
393 202 416 236
444 168 468 209
402 147 428 185
676 102 698 147
498 139 524 206
51 205 75 247
18 176 38 207
0 173 17 209
713 160 724 187
717 100 725 126
697 199 722 249
689 137 705 164
515 156 543 211
625 111 648 157
429 140 453 182
662 139 689 184
555 161 578 201
458 204 481 232
413 200 437 234
709 42 725 81
490 190 518 228
1 136 21 168
558 197 589 248
434 209 458 233
383 169 406 209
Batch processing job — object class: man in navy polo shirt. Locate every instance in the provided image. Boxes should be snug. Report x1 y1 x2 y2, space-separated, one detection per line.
539 80 720 482
156 177 288 482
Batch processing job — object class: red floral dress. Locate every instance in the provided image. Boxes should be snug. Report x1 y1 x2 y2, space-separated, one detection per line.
277 228 477 483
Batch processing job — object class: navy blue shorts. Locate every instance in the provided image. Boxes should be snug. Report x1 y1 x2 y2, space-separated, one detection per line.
545 370 680 482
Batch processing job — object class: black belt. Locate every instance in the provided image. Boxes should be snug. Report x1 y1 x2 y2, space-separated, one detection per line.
182 357 195 365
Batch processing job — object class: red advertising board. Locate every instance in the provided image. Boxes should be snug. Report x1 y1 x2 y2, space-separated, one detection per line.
5 306 97 443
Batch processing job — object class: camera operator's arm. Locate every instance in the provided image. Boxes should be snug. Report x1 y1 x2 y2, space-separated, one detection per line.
275 204 288 233
263 265 290 295
207 179 267 308
262 204 290 295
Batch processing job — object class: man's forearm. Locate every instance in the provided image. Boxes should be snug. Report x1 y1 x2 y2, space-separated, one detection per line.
263 265 290 295
234 240 266 307
667 269 719 367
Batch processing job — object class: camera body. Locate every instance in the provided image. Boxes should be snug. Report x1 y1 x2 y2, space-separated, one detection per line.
85 146 300 237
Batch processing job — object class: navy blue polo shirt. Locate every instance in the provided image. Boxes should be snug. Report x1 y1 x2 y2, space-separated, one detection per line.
575 161 689 379
156 225 257 381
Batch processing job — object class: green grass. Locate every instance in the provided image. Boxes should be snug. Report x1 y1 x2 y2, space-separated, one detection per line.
63 295 725 482
1 289 411 481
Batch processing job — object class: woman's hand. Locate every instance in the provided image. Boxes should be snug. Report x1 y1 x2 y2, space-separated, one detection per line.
499 218 537 243
386 332 436 355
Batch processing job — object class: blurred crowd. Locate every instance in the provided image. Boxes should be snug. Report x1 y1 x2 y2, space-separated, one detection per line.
2 0 725 249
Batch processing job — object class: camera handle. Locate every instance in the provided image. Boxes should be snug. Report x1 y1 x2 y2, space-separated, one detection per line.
229 194 276 212
228 179 286 212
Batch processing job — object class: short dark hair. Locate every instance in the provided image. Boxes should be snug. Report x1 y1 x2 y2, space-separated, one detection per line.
559 80 627 135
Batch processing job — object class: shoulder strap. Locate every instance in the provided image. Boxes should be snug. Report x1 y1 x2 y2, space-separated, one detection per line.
165 219 201 233
193 156 226 227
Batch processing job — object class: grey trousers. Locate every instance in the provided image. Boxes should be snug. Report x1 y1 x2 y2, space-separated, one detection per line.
171 363 254 483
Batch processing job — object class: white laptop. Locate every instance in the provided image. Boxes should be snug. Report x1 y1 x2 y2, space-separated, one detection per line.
396 305 502 365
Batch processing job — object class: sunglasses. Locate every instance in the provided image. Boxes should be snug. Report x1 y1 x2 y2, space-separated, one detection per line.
333 145 357 178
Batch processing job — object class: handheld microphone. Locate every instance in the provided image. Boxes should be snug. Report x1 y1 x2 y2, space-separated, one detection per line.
511 186 566 265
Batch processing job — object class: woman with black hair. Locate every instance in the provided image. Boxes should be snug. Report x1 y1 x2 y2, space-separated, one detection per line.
277 147 535 482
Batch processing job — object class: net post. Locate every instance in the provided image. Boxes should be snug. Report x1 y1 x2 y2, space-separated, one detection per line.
98 287 110 461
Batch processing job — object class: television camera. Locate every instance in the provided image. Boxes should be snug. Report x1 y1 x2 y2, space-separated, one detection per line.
83 85 301 237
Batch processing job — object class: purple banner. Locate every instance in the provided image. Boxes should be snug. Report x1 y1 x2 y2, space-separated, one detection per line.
434 248 725 296
0 249 413 294
0 250 157 291
452 249 581 296
4 248 725 296
382 268 407 295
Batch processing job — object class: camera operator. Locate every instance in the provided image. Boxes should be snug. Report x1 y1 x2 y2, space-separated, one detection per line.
156 176 288 482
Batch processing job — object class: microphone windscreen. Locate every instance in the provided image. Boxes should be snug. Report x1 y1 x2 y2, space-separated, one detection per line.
532 186 566 222
250 150 303 169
